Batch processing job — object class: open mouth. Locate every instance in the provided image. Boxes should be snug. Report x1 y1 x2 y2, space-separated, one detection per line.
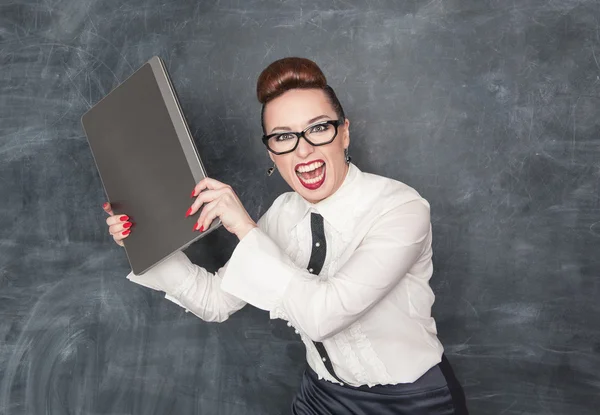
295 160 326 189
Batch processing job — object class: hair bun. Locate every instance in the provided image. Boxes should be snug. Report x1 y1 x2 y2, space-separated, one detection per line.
257 57 327 104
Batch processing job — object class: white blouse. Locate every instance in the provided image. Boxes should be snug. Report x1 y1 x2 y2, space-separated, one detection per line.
126 162 444 387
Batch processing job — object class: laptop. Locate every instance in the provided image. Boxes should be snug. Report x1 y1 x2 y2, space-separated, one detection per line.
81 55 222 275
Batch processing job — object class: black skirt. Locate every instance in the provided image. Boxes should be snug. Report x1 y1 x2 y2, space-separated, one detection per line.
291 354 468 415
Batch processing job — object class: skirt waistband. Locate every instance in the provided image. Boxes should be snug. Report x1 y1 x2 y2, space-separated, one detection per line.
293 354 469 414
306 355 447 395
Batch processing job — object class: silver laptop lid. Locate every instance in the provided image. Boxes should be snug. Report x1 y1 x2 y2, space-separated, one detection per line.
82 56 221 275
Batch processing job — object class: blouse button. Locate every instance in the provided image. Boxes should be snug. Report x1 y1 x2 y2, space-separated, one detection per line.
322 357 327 362
294 329 299 334
315 242 321 247
308 268 314 273
287 322 292 327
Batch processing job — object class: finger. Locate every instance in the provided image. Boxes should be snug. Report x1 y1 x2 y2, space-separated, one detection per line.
109 220 132 236
197 200 220 232
102 202 114 216
106 213 130 227
191 177 231 197
112 231 128 247
194 199 219 231
187 188 229 217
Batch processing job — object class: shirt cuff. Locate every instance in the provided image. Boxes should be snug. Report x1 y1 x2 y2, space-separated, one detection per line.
220 227 293 311
126 250 196 296
164 293 191 312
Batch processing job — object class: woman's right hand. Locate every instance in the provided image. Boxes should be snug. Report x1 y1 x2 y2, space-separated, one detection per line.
103 202 132 247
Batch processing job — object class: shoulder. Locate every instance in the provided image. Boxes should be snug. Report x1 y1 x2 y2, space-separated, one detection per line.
357 168 430 218
355 170 431 242
256 191 298 230
269 191 299 216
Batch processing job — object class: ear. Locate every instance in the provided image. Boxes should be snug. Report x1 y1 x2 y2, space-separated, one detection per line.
268 150 275 163
343 118 350 149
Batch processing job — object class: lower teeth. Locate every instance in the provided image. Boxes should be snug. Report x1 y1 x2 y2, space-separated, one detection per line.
303 176 322 184
298 167 324 184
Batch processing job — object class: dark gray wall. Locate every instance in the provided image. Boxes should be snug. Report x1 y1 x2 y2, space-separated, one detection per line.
1 0 599 414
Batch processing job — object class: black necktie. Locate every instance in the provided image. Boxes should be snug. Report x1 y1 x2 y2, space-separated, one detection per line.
307 212 344 384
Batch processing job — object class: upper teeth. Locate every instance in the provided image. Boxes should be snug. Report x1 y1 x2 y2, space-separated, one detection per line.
296 161 324 173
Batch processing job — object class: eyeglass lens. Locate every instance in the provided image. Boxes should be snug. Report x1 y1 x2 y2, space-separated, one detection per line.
267 122 337 154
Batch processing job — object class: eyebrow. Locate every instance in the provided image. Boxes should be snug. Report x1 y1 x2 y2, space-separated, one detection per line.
269 115 331 134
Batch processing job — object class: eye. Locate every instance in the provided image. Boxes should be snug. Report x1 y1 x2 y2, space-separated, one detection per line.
309 123 330 133
276 133 295 141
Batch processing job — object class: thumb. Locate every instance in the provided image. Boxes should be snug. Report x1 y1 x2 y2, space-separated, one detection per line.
102 202 114 216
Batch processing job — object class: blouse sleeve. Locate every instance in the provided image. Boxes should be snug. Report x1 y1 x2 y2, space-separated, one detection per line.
220 198 431 341
125 210 272 323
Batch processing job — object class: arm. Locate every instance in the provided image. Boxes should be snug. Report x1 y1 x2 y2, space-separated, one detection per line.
220 199 431 340
126 212 270 323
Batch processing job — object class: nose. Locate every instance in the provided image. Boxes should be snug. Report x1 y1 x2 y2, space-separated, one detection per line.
295 135 315 159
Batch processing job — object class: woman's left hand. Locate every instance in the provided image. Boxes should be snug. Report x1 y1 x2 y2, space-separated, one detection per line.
188 177 257 240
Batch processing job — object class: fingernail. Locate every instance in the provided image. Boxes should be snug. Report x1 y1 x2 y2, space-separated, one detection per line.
199 225 204 232
190 189 196 198
119 215 129 221
192 222 199 231
103 202 108 209
122 230 130 235
186 207 192 217
123 222 132 229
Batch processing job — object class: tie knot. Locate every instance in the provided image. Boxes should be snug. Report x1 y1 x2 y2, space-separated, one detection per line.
310 212 325 234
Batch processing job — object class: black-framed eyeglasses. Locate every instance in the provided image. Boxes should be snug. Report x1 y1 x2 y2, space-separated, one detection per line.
262 119 344 155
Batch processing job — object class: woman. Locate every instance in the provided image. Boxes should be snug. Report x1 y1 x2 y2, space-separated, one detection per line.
103 57 469 414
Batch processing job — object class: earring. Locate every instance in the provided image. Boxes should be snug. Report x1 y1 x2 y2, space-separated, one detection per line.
267 163 276 176
344 148 352 164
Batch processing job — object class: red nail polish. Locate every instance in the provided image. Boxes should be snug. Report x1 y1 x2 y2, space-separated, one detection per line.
119 215 129 221
192 223 198 231
186 207 192 217
198 225 203 232
103 202 108 208
122 230 130 235
191 189 196 198
123 222 132 228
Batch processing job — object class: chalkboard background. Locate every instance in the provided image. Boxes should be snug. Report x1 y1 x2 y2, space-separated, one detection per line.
1 0 599 414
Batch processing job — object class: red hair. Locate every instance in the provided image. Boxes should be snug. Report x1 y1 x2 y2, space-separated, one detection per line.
256 57 345 133
257 57 327 104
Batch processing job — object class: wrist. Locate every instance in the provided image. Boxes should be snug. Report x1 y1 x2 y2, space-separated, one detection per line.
236 221 258 241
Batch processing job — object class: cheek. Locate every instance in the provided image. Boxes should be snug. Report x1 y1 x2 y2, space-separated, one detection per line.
325 146 345 165
275 157 293 175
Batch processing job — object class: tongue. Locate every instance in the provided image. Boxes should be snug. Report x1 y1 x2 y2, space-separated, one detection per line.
300 165 324 180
